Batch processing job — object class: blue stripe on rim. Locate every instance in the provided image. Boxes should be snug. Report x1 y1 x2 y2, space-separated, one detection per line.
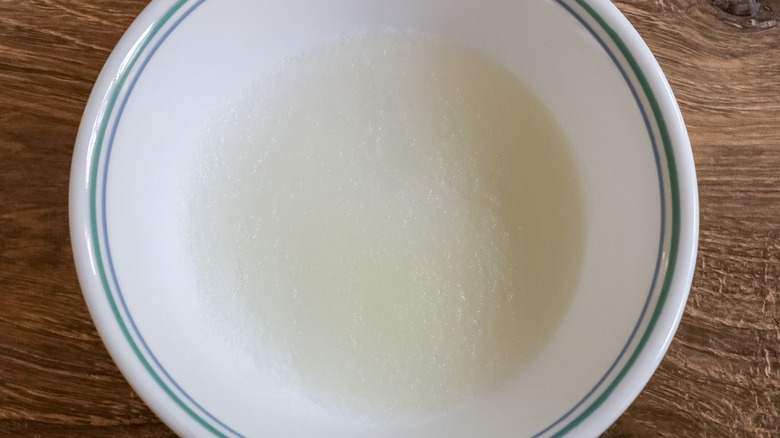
533 1 666 436
98 1 244 438
87 0 679 436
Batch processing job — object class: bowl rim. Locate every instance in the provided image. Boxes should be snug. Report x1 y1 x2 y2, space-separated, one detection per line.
69 0 699 436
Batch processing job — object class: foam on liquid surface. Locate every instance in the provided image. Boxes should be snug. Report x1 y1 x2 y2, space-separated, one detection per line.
188 32 585 421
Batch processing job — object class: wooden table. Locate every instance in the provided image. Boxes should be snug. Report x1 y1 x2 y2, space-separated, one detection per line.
1 1 778 436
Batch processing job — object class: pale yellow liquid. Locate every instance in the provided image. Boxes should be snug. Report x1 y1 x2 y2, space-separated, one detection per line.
188 32 585 421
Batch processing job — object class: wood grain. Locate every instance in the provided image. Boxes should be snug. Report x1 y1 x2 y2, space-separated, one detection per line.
0 2 164 436
0 0 778 437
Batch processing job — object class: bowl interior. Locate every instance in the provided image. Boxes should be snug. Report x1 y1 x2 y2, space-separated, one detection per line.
78 0 689 436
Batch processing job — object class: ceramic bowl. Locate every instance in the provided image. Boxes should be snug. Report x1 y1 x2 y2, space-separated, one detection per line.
70 0 699 436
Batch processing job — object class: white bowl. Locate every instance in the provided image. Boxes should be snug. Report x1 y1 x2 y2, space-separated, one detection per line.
70 0 698 436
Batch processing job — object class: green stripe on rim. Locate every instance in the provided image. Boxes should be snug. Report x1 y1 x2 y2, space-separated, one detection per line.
550 1 681 436
87 0 230 436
